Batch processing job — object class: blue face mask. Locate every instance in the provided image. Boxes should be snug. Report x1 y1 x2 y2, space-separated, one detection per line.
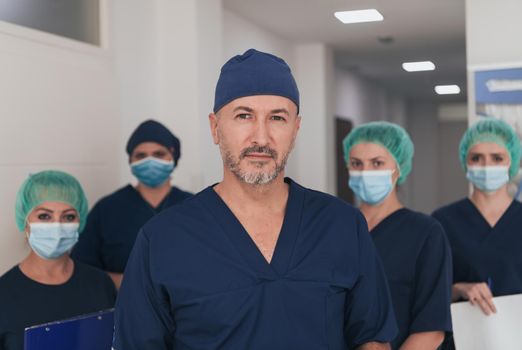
349 170 395 205
466 166 509 193
131 157 175 188
27 223 79 260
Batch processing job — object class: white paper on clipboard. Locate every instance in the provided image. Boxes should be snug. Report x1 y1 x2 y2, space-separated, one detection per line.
451 293 522 350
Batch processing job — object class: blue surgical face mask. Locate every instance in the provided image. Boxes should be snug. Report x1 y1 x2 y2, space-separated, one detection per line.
27 223 79 260
131 157 175 188
466 166 509 193
349 170 395 205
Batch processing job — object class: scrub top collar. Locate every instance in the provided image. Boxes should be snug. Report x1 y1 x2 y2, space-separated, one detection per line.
369 207 408 235
128 184 173 214
199 177 305 279
464 197 518 232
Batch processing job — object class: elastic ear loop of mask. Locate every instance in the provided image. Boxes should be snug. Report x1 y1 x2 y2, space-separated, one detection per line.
24 218 31 240
22 205 37 238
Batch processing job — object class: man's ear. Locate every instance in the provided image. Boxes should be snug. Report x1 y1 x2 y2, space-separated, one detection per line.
293 115 302 139
209 113 220 145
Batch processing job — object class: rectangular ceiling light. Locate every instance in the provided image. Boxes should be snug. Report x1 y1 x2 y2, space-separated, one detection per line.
435 85 461 95
334 9 383 24
402 61 435 72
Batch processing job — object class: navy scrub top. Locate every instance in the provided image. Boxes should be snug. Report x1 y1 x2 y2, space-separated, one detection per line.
371 208 453 349
0 262 116 350
433 198 522 296
113 178 397 350
72 185 192 273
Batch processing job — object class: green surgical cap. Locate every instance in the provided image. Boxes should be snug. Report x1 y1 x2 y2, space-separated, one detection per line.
459 118 521 178
342 121 414 185
15 170 88 232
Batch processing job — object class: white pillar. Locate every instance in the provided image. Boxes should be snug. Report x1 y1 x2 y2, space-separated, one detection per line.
466 0 522 66
466 0 522 123
155 0 223 192
293 44 335 194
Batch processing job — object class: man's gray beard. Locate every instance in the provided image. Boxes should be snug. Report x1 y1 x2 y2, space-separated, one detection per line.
223 151 289 185
217 128 296 186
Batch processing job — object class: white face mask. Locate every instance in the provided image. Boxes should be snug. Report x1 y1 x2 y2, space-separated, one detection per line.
466 166 510 193
348 170 395 205
27 223 79 260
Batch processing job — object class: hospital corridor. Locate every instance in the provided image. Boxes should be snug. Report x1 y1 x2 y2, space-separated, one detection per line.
0 1 521 349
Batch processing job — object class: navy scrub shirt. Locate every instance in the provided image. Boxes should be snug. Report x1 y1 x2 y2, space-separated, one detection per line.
72 185 192 273
433 198 522 297
371 208 453 349
113 178 397 350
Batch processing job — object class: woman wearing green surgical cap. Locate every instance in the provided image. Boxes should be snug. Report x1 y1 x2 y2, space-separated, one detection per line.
0 170 116 350
433 118 522 349
343 121 452 350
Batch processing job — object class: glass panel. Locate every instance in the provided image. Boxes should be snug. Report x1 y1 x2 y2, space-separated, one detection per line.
0 0 100 46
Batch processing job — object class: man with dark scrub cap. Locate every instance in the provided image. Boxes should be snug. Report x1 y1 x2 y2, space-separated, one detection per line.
72 119 192 289
113 49 397 349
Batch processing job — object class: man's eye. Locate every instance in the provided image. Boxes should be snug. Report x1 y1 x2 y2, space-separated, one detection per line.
271 115 286 121
493 155 504 162
350 161 361 167
373 161 384 167
153 151 167 158
37 213 51 220
470 155 480 162
236 114 251 120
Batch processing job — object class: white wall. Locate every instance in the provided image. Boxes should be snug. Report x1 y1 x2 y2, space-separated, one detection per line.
0 6 121 274
294 44 335 193
223 9 294 68
335 69 389 125
112 0 160 185
154 0 223 190
466 0 522 125
466 0 522 67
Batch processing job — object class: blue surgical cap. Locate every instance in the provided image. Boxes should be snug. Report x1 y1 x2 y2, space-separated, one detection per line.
126 119 181 165
213 49 300 113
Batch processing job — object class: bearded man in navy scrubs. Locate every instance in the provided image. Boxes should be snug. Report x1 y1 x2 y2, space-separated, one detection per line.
113 49 397 350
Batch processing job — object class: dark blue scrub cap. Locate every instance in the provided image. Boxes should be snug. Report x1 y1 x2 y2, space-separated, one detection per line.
126 119 181 165
213 48 300 113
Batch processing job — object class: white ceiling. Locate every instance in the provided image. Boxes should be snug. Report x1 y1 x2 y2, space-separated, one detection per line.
224 0 467 101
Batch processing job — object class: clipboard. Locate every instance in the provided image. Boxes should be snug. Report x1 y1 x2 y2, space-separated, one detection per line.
24 309 114 350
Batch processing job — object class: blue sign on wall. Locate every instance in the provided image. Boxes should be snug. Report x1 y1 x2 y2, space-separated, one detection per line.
475 67 522 104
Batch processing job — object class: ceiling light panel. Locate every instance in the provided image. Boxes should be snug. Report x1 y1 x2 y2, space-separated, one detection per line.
402 61 435 72
334 9 384 24
435 85 461 95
